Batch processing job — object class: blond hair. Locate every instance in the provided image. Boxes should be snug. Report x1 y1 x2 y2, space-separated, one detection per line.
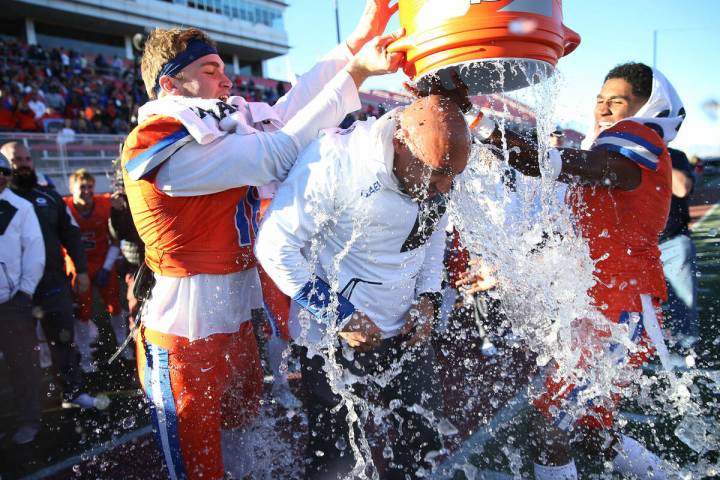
69 168 95 187
141 27 215 99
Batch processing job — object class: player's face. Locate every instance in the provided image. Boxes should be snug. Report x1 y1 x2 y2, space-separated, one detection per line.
594 78 647 135
73 179 95 206
172 54 232 101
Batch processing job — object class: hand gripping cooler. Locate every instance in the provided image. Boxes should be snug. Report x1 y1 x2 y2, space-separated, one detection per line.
388 0 581 94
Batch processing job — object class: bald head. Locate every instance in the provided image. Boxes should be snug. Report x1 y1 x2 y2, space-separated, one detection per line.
393 95 470 200
0 142 33 171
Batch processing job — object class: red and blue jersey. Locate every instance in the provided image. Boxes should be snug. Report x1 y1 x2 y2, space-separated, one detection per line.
568 120 671 315
121 115 262 277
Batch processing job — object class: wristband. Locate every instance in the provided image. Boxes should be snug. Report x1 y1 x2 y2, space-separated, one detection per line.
545 148 563 180
464 106 496 141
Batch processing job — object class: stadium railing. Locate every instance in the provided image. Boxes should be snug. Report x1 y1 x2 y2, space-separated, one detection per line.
0 132 123 195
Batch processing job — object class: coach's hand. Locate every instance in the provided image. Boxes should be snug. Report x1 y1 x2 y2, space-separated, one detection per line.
94 268 111 289
346 0 399 55
401 296 435 347
346 29 405 88
76 272 91 294
456 258 498 294
339 311 382 352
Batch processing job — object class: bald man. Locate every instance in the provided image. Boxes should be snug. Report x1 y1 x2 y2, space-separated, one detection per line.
2 141 97 409
256 95 470 478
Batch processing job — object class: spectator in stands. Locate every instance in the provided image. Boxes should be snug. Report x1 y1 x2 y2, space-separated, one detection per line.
60 49 70 69
64 91 84 120
14 101 38 131
0 151 45 445
2 141 99 409
38 106 64 132
94 53 109 73
27 91 46 120
0 87 15 130
660 147 699 351
45 83 66 112
111 55 124 75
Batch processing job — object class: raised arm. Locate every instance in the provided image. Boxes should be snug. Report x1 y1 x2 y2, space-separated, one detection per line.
485 127 642 191
273 0 400 122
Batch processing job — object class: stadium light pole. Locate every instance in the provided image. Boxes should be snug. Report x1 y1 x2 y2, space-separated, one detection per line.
333 0 341 44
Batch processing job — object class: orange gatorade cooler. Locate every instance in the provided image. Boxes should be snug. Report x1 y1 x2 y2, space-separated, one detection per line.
389 0 580 94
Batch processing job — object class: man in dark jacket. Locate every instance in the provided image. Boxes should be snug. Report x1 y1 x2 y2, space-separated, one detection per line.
2 141 98 408
660 148 698 350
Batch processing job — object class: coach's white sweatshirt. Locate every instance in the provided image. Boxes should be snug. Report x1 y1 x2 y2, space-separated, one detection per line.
256 111 447 343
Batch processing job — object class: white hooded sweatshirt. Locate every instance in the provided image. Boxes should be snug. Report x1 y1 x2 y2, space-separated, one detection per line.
256 111 448 343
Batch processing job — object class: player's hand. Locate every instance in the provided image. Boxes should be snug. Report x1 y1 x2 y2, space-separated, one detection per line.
403 70 472 113
110 191 127 210
93 268 111 289
346 0 399 55
456 258 498 294
339 311 382 352
345 29 405 88
400 296 435 347
76 272 91 294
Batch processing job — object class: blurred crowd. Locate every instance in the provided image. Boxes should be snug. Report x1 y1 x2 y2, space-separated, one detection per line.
0 39 295 135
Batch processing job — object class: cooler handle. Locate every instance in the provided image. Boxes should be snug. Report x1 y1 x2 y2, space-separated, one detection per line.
562 25 581 56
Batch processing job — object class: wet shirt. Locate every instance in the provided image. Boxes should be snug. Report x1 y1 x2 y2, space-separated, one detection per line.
256 114 447 342
568 119 671 314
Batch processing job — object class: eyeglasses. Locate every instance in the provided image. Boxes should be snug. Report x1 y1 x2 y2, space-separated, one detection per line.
0 167 12 176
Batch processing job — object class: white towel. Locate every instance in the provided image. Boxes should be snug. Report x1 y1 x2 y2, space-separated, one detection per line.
138 96 240 144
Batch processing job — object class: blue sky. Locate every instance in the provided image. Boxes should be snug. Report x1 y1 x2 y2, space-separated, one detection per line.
266 0 720 156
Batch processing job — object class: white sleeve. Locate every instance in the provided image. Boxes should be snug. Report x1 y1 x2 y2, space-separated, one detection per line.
19 205 45 296
415 213 449 295
255 141 340 297
272 43 353 124
157 70 361 197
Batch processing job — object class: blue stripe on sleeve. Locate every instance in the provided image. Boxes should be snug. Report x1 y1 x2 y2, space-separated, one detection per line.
596 130 664 156
593 143 658 171
292 277 356 323
125 127 191 179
